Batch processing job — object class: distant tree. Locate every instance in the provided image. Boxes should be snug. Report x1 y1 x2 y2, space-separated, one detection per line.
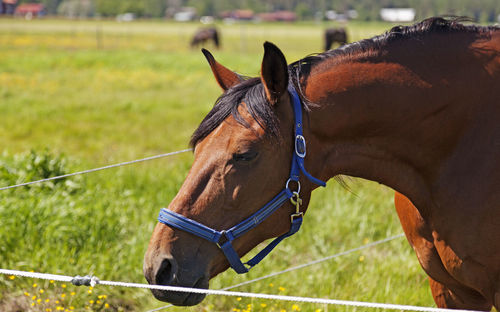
94 0 120 17
120 0 145 16
42 0 64 14
187 0 214 16
143 0 167 18
295 2 312 19
58 0 93 17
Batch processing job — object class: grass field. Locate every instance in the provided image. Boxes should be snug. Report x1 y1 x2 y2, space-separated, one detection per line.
0 18 433 311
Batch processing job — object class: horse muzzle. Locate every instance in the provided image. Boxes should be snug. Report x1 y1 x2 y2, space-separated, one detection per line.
144 254 209 306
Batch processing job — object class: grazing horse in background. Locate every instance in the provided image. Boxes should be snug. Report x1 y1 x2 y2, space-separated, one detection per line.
324 27 347 50
144 17 500 310
190 27 220 49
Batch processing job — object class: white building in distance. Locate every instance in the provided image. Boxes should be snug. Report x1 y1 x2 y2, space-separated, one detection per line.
380 8 415 22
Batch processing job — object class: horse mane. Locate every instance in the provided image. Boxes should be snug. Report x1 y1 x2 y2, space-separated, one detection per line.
289 16 498 83
190 17 497 148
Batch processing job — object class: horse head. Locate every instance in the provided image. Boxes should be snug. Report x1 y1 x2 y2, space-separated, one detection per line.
143 42 319 306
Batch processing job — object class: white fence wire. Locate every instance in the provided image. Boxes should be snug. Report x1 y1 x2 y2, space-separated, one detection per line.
147 233 406 311
0 148 192 191
0 268 480 312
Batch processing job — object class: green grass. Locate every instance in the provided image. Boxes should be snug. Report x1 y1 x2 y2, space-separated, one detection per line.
0 19 432 311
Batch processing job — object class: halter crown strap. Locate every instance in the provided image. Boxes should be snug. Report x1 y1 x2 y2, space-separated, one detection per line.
288 85 327 187
157 84 325 274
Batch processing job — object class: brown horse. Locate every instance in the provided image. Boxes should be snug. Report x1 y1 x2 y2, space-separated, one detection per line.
190 27 220 49
144 17 500 309
324 27 347 51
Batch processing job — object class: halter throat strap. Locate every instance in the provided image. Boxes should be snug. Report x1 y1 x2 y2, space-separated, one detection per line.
157 85 326 274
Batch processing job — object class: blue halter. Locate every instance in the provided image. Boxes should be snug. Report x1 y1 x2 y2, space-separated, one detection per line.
157 85 326 274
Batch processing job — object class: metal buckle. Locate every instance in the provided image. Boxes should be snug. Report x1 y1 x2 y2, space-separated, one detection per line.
295 135 306 158
216 231 229 249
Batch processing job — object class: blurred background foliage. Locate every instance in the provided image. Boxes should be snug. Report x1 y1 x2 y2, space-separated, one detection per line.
11 0 500 22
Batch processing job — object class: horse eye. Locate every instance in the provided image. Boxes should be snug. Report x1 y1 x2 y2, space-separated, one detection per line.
232 151 258 162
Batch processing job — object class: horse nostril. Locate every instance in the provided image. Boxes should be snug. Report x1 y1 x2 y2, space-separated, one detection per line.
156 257 178 285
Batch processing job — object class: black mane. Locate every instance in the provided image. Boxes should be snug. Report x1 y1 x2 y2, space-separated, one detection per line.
190 17 497 147
289 16 497 83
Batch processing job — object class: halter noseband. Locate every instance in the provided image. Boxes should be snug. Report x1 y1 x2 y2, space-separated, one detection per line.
157 85 326 274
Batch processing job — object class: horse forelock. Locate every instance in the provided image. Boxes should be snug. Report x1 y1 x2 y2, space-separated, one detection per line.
190 77 281 148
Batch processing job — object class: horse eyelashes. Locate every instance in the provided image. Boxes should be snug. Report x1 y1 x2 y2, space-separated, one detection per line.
232 151 258 162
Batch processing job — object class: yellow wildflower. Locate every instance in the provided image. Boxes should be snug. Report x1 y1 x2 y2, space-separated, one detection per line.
46 308 52 312
61 284 67 288
24 292 30 296
89 300 94 304
61 294 66 298
32 295 37 300
40 289 45 294
279 286 286 292
45 299 50 303
70 292 76 296
50 280 54 284
97 300 102 304
8 275 15 280
33 283 38 288
292 304 300 311
261 303 267 307
104 303 110 308
236 297 242 301
359 255 365 262
269 283 274 287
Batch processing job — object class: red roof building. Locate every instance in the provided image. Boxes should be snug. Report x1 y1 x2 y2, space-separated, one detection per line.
220 9 254 21
15 3 45 17
258 11 297 22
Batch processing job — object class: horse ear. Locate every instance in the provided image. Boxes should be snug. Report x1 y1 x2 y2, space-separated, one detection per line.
202 48 242 91
261 42 289 105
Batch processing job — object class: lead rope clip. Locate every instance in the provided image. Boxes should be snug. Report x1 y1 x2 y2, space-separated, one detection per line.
290 191 303 221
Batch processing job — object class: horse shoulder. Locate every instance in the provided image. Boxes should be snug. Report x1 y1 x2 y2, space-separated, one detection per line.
394 192 493 310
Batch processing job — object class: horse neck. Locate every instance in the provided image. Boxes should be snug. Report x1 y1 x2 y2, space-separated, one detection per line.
300 35 487 211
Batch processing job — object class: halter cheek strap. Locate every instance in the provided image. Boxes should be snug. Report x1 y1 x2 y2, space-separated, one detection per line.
157 85 326 274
